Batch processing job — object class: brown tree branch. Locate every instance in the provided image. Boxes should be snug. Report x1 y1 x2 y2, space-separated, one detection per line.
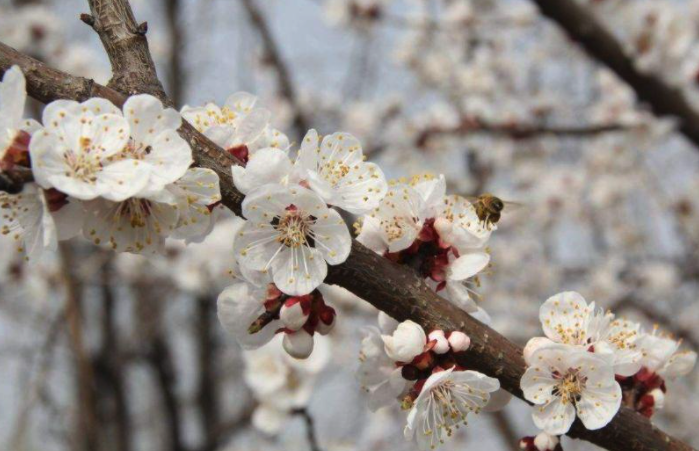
84 0 168 99
95 257 131 451
0 31 695 451
196 296 219 451
293 408 322 451
366 118 635 158
529 0 699 149
163 0 185 106
134 281 185 451
59 242 99 451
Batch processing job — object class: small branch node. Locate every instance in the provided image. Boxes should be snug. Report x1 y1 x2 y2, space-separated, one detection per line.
136 21 149 35
79 13 95 27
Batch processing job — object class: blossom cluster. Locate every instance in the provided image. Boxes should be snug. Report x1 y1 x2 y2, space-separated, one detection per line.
357 316 505 450
520 291 697 439
0 67 222 260
357 174 494 321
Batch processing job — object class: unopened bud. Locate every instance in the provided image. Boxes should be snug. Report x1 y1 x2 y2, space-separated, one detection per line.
534 432 559 451
282 329 314 359
448 331 470 352
519 437 535 450
280 298 309 331
650 388 665 410
428 330 450 354
316 305 336 335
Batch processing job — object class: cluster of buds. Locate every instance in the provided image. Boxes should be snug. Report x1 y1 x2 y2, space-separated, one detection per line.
385 218 473 292
249 284 336 359
519 433 562 451
382 321 472 409
616 367 666 418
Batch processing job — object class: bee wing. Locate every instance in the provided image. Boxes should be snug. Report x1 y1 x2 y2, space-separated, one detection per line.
502 200 525 211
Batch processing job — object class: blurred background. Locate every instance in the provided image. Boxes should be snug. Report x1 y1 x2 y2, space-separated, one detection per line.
1 0 699 450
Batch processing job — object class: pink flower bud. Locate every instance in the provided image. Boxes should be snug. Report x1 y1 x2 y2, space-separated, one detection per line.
448 331 470 352
428 330 450 354
533 432 559 451
519 437 535 450
316 305 336 335
280 298 309 331
282 329 314 359
649 388 665 410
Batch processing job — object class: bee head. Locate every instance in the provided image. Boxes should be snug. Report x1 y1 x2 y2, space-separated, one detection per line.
492 197 504 211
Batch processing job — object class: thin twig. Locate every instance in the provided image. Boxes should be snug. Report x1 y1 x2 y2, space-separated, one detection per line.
293 408 322 451
530 0 699 150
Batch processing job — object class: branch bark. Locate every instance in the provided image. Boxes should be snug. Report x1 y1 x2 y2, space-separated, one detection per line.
84 0 168 99
529 0 699 149
0 28 696 451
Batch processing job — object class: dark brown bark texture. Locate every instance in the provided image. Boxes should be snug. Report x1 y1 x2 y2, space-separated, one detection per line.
530 0 699 150
0 1 696 449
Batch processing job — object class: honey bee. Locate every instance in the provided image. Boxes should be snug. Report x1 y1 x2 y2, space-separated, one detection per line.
468 194 521 228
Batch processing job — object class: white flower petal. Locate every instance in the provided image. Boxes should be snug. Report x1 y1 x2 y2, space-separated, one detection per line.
532 397 576 435
271 246 327 296
232 147 292 194
217 282 278 349
0 66 26 129
97 159 151 201
123 94 181 146
448 252 490 281
576 384 622 431
141 129 193 190
310 208 350 265
540 291 590 346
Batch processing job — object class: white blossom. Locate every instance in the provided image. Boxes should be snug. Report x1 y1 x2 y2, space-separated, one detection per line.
168 168 222 241
0 184 56 261
532 291 643 376
295 130 388 214
30 98 148 201
637 330 697 379
217 281 280 350
82 192 179 254
181 92 288 155
357 326 408 412
1 66 39 163
234 184 351 296
404 368 499 450
243 334 330 434
521 344 621 435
